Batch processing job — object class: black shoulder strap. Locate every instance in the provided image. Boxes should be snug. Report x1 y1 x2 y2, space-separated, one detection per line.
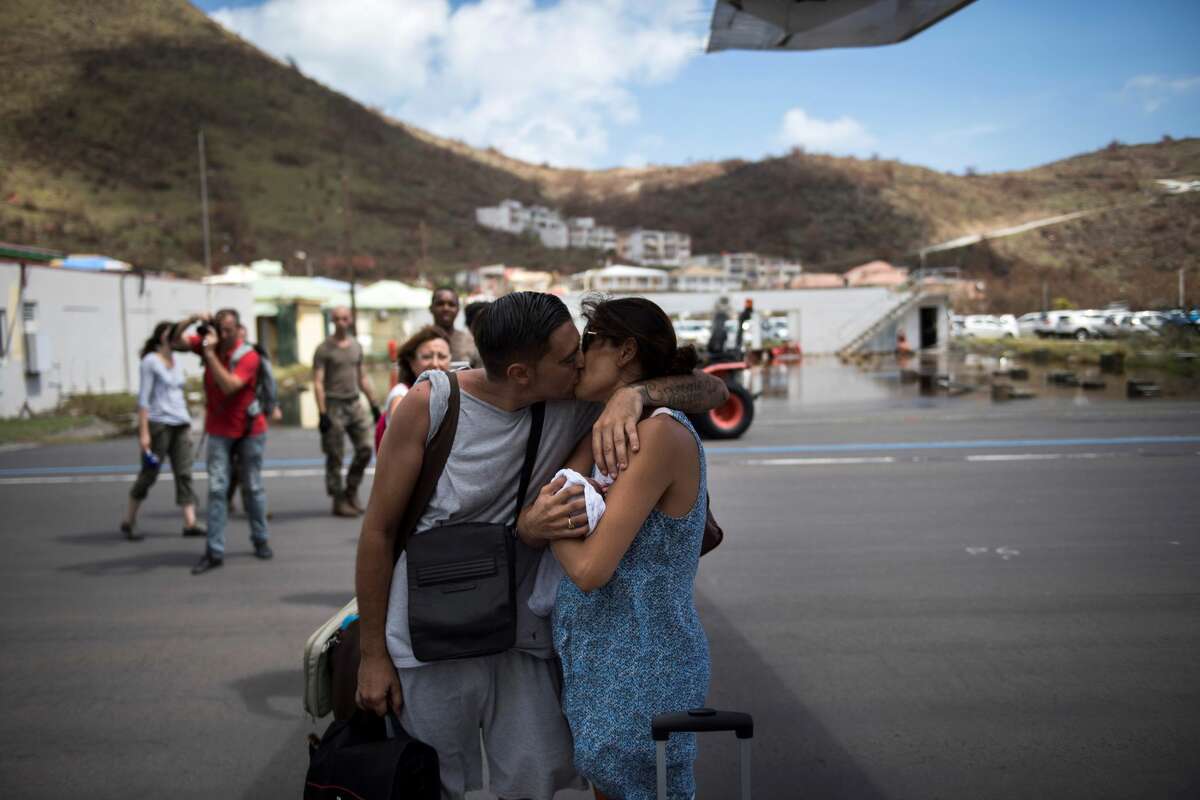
512 402 545 525
392 373 461 565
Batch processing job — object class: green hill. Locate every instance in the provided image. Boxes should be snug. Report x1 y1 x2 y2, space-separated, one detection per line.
1 0 1197 309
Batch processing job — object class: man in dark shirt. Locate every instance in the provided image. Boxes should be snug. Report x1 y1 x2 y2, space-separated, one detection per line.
430 286 481 367
313 306 380 517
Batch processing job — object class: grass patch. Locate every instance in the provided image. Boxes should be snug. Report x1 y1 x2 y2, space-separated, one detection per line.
958 335 1200 377
59 392 138 421
0 415 98 444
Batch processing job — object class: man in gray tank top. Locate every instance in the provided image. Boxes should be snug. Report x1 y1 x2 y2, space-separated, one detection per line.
355 292 729 800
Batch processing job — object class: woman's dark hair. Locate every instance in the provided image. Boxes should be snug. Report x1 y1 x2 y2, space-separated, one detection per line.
463 300 491 331
396 326 450 386
580 295 699 380
472 292 572 380
141 321 175 358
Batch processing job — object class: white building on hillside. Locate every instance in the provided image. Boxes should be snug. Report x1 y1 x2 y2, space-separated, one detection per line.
476 200 568 248
754 258 804 289
457 264 556 296
672 265 744 292
567 217 618 251
569 265 670 293
619 229 691 267
688 252 803 289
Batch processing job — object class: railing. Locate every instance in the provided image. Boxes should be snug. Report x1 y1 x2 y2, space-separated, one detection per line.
837 290 940 357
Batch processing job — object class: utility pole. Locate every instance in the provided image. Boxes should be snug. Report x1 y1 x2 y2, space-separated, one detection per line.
1180 267 1186 309
418 220 429 281
341 169 357 334
197 130 212 274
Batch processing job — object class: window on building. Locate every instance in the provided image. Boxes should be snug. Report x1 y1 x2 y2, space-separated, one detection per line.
22 302 37 333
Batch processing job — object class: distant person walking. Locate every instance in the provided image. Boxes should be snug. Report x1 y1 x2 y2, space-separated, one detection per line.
707 295 731 355
181 308 272 575
120 321 203 541
430 286 481 367
314 306 380 518
374 326 451 451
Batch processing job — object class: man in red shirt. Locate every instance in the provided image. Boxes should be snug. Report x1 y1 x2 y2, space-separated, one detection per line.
181 308 273 575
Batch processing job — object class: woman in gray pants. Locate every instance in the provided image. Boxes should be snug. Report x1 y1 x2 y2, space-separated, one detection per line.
120 321 204 541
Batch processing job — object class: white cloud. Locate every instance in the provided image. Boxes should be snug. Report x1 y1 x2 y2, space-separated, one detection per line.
777 107 875 156
210 0 707 167
1121 74 1200 113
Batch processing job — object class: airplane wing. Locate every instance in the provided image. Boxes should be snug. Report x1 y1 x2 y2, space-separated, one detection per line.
706 0 977 53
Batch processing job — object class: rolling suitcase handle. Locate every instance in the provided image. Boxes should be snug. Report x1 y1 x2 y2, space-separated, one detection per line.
651 708 754 800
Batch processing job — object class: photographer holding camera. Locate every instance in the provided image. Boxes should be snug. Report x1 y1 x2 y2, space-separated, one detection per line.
173 309 273 575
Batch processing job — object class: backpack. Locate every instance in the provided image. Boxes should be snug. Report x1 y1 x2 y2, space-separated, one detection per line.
231 342 279 419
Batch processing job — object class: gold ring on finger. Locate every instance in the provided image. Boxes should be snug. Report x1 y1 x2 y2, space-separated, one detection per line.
567 514 574 530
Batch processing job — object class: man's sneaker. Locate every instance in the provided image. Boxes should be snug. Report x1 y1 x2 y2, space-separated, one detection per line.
191 549 223 575
253 541 274 560
344 488 365 514
121 522 143 541
182 526 206 538
332 496 360 518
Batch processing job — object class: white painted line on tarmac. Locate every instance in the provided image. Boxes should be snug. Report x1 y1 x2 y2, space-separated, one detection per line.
743 456 897 466
966 453 1063 462
0 467 377 487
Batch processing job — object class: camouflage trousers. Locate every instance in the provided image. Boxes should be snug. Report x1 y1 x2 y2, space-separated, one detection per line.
321 398 373 497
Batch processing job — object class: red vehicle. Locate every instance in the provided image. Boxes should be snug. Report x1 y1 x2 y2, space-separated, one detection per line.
689 352 755 439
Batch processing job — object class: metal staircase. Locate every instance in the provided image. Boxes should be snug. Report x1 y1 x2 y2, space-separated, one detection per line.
836 290 936 358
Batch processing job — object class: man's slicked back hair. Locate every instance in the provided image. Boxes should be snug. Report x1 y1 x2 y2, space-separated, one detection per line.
473 292 572 380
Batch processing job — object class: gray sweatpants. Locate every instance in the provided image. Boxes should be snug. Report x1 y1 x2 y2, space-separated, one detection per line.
397 650 586 800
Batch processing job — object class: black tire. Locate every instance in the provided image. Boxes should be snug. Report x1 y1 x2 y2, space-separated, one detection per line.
690 382 754 439
1074 329 1089 341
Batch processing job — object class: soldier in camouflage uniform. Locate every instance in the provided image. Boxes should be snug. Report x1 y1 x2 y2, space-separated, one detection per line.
313 307 380 517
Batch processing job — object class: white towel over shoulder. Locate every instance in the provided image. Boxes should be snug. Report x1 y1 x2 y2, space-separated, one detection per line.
526 468 612 617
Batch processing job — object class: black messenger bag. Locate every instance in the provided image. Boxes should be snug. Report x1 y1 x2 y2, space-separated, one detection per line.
405 385 545 663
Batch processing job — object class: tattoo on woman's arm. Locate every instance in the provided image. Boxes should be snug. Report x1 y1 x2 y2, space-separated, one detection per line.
638 374 724 411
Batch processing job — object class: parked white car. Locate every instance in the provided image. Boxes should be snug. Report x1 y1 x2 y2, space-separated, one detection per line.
762 317 790 341
1034 311 1074 338
1055 310 1108 340
673 320 711 348
1096 311 1133 338
953 314 1016 339
1016 312 1043 337
1129 311 1168 335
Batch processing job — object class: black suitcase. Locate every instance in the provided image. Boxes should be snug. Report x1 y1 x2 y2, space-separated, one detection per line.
651 707 754 799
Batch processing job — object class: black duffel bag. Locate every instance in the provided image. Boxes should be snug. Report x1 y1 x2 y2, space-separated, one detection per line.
304 711 439 800
405 386 544 663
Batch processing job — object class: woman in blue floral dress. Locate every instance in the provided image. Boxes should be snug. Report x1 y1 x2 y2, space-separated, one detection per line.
549 297 711 800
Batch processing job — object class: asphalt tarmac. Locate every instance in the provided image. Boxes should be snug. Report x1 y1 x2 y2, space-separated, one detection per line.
1 387 1198 799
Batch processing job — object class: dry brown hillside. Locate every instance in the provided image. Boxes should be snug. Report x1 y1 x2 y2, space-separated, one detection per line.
1 0 1196 309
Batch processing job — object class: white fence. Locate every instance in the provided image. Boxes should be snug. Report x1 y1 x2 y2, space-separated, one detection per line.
1 263 252 417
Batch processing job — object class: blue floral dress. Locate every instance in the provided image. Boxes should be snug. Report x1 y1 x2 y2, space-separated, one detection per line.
552 410 710 800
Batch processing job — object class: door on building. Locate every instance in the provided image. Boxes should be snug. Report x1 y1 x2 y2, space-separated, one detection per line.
919 306 939 349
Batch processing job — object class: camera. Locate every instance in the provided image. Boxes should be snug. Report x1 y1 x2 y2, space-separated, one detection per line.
196 322 211 338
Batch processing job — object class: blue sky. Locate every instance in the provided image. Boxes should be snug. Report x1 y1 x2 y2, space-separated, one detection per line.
193 0 1200 174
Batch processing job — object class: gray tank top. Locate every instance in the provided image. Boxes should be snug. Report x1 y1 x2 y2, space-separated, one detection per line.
386 370 601 668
